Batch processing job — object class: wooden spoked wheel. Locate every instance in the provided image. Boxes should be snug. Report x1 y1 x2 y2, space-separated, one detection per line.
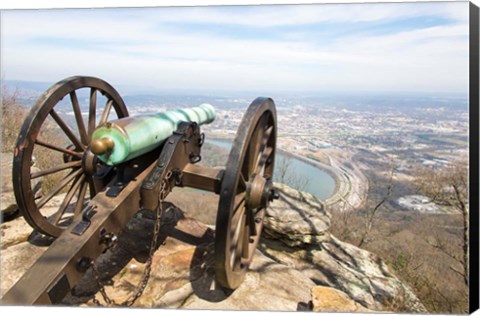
13 76 129 237
215 97 277 289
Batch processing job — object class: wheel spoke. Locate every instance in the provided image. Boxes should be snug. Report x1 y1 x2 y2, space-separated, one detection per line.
36 168 83 209
254 146 273 175
261 125 274 148
231 193 246 224
230 212 244 248
74 178 88 216
49 109 84 150
88 88 97 142
35 139 83 157
99 99 113 125
246 207 258 237
247 116 266 175
253 123 273 170
52 174 85 224
229 194 246 252
229 194 249 270
87 178 96 198
238 173 247 192
70 91 88 145
31 161 82 179
241 215 250 259
232 212 246 268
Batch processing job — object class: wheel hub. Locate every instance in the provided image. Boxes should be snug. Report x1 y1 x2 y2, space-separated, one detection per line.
82 149 98 176
246 174 273 209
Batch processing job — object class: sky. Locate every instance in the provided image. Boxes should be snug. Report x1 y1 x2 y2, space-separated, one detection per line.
0 1 471 94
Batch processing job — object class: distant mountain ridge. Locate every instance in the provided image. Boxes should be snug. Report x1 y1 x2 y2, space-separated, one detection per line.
5 79 467 112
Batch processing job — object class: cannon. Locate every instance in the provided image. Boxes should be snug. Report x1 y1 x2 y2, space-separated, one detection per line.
3 76 277 305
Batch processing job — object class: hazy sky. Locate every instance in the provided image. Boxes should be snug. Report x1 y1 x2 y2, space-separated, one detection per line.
1 1 470 94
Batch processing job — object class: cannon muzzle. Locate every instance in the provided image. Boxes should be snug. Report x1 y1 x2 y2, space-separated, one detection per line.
90 137 115 155
91 103 216 165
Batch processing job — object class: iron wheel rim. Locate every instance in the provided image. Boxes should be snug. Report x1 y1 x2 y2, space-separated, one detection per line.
214 97 277 290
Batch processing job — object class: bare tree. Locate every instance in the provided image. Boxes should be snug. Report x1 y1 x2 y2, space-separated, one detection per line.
328 159 468 313
329 163 396 248
1 84 24 152
276 156 310 191
414 158 469 287
357 166 395 247
330 206 356 241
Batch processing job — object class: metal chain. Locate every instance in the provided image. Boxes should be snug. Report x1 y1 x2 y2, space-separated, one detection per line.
91 260 116 306
89 174 173 307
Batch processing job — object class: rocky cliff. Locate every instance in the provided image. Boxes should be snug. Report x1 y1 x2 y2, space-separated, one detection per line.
0 180 426 313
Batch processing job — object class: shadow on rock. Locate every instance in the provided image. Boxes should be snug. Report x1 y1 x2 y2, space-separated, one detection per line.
64 203 185 304
189 242 233 303
28 230 56 247
63 201 233 306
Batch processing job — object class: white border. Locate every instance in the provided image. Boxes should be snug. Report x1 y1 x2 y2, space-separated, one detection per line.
0 0 475 10
0 1 477 316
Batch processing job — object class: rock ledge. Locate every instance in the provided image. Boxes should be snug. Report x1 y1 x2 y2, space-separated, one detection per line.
1 184 426 313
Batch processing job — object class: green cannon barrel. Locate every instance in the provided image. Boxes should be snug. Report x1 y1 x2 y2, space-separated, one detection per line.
91 104 216 165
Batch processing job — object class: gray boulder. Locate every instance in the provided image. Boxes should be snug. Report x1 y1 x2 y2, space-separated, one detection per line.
261 184 426 313
264 183 331 247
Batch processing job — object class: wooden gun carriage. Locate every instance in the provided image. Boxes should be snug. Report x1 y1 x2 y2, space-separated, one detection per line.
2 76 278 305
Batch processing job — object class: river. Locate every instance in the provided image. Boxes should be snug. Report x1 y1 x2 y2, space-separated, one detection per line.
206 138 336 200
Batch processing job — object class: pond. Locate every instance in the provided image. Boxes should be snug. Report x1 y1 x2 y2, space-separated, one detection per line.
206 138 336 200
